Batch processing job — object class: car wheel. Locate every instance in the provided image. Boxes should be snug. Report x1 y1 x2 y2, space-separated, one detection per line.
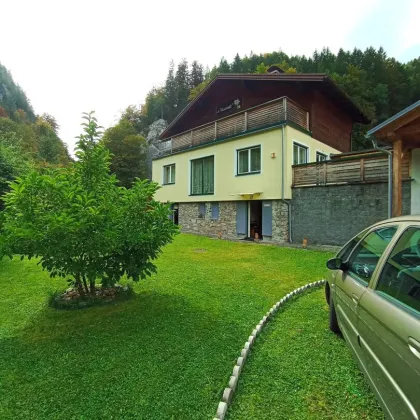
325 283 331 306
329 293 341 335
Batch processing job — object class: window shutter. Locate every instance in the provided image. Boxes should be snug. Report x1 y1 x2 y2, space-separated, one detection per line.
236 202 248 235
262 201 272 236
211 203 219 219
198 203 206 218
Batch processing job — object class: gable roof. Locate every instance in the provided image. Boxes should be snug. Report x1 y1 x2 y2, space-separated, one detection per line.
160 73 370 139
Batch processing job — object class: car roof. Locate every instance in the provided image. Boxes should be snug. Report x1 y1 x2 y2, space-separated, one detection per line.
372 215 420 227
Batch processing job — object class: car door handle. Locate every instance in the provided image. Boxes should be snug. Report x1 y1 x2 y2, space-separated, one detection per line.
408 337 420 359
352 293 359 304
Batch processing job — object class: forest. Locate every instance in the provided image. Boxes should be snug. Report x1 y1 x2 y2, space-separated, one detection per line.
137 47 420 150
0 62 71 204
1 47 419 195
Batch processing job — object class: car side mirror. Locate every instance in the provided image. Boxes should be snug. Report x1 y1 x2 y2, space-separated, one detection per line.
327 257 347 271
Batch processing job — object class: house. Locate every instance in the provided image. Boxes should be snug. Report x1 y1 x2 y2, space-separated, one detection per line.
367 99 420 217
152 69 369 243
290 100 420 246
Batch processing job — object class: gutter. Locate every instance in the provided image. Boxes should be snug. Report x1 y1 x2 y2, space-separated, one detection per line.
280 125 293 243
366 134 393 218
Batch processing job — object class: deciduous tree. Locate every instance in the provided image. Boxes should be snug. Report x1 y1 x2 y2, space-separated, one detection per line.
0 111 178 297
102 119 148 186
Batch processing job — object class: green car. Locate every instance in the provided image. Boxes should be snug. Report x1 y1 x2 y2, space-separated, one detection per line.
326 216 420 420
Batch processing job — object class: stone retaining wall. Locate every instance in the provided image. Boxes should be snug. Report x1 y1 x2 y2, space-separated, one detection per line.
291 181 412 246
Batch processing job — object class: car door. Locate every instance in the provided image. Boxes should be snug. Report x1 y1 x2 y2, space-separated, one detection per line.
357 225 420 420
333 226 398 358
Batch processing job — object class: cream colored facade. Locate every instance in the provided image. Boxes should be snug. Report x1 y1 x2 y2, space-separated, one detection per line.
152 125 339 203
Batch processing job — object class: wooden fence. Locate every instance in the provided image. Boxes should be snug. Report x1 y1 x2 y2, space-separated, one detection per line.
293 155 411 187
158 96 309 155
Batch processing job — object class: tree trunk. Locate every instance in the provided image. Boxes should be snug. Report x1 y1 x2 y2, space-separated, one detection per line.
75 274 85 296
82 276 89 296
89 279 96 295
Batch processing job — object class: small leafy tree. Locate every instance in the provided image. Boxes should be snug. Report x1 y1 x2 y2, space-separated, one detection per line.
0 111 178 297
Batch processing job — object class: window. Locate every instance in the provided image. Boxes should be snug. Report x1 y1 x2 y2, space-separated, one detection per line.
191 156 214 195
376 227 420 313
163 164 175 184
337 229 369 262
211 202 219 220
347 226 398 283
198 203 206 218
293 143 308 165
237 146 261 175
316 152 327 162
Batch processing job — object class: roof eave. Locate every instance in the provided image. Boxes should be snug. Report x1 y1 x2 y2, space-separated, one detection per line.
367 99 420 138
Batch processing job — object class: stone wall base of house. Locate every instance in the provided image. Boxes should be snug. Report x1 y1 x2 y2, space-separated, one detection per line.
271 200 289 243
177 200 290 243
178 202 237 240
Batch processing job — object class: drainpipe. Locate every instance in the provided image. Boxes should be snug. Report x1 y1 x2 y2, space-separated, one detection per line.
280 125 293 242
366 134 393 219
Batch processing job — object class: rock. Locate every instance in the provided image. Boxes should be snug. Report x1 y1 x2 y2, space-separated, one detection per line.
222 387 233 404
216 402 228 419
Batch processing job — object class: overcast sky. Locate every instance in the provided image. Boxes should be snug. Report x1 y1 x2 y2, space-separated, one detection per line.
1 0 419 153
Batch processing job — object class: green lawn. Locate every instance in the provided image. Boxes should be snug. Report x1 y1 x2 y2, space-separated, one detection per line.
228 288 384 420
0 234 381 419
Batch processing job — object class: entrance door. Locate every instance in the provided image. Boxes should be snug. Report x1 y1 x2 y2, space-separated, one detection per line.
173 204 179 225
169 204 179 225
249 201 262 240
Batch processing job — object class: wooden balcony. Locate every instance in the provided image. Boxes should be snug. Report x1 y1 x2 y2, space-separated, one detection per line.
157 97 309 155
292 154 411 187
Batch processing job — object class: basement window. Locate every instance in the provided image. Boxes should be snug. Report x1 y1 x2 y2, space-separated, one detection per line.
211 203 219 220
198 203 206 218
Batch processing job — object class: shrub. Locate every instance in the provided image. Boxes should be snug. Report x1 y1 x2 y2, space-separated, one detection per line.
0 112 178 296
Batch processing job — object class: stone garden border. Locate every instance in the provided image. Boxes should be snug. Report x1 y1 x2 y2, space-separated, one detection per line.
213 279 326 420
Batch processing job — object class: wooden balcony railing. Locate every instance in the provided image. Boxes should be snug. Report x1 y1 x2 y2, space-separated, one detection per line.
292 155 411 187
157 96 309 155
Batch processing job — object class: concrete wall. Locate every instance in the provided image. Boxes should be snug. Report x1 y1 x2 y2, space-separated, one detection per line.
411 148 420 215
152 125 339 203
291 181 412 246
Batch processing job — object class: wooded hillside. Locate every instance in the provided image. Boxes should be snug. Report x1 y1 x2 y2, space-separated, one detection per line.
0 62 71 205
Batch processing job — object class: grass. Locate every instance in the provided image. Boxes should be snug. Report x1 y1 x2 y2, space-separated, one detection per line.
0 234 381 419
227 289 384 419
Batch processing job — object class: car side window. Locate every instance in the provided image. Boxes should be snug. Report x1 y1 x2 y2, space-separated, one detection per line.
347 226 398 283
337 229 368 262
376 227 420 314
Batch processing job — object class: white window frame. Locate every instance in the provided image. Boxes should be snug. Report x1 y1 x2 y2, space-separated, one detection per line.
293 142 308 165
316 151 328 162
237 145 261 175
163 164 175 185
